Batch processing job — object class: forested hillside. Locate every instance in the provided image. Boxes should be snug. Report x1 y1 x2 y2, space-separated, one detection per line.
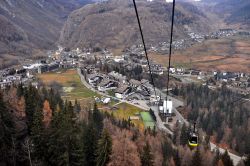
59 0 214 50
173 84 250 155
1 85 248 165
0 0 93 68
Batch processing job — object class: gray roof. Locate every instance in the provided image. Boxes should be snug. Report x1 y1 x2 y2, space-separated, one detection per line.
87 74 102 80
98 79 116 87
115 85 130 94
141 79 149 84
129 79 141 86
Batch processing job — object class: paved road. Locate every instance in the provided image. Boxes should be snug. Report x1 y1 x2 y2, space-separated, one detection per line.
173 107 188 125
210 142 243 166
150 105 173 135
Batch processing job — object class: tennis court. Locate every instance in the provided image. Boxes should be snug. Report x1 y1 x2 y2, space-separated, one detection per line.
140 112 155 129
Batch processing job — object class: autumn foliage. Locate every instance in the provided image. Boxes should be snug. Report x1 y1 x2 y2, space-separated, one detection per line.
42 100 52 128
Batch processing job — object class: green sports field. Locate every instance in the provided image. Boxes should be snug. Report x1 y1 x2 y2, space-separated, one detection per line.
140 112 155 129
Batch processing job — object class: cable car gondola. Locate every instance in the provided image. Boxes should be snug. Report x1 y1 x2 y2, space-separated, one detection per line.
188 123 198 147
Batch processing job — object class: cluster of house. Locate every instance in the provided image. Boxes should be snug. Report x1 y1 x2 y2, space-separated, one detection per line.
128 30 232 55
81 65 154 99
167 65 250 94
0 67 33 89
206 29 237 39
55 45 250 97
0 52 79 89
130 28 250 55
238 31 250 36
213 71 250 94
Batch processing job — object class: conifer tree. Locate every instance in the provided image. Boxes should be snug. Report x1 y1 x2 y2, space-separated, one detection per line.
96 129 112 166
0 93 14 164
24 85 42 132
141 141 154 166
69 138 85 166
46 101 84 166
83 123 98 166
93 102 103 135
17 83 24 98
180 124 188 146
74 99 81 112
212 148 220 166
244 154 250 166
162 140 173 163
31 108 44 158
221 150 233 166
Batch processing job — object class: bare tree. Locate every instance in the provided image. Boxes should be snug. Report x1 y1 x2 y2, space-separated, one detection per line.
11 136 16 166
22 138 33 166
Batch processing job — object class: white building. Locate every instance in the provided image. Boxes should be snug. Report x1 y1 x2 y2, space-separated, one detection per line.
169 67 176 73
162 99 173 114
102 98 111 104
113 56 124 62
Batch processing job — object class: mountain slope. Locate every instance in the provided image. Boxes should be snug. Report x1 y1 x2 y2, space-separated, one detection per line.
59 0 215 50
0 0 92 59
203 0 250 29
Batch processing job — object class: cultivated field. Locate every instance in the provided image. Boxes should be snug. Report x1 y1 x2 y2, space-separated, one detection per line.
149 36 250 72
37 69 98 106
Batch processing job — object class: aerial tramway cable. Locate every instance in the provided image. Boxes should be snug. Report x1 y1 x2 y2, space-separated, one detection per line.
132 0 176 98
133 0 199 147
166 0 176 98
132 0 157 97
132 0 176 99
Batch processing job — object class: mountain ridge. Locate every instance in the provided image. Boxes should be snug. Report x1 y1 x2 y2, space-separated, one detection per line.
0 0 93 62
59 0 215 50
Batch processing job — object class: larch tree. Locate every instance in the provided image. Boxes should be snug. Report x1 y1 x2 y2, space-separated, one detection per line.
173 150 181 166
217 159 224 166
42 100 52 128
190 148 202 166
108 129 141 166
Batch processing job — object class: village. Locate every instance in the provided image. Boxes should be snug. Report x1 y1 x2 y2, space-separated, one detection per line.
1 39 250 95
0 32 249 165
0 28 250 130
0 42 249 131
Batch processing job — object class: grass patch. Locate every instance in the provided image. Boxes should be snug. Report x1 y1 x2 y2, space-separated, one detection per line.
112 103 145 130
107 90 115 97
140 112 155 129
37 69 98 100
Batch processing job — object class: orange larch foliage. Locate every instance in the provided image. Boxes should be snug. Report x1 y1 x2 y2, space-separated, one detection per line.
104 119 141 166
217 159 224 166
42 100 52 128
